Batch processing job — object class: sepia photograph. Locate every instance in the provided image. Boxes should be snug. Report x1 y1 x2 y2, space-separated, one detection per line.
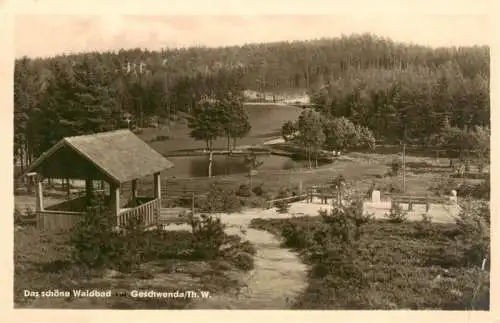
12 9 491 311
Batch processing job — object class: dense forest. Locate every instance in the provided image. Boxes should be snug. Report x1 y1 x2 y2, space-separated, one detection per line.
14 33 490 169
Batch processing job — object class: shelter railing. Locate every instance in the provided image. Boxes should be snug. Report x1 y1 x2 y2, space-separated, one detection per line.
37 210 85 231
118 198 160 228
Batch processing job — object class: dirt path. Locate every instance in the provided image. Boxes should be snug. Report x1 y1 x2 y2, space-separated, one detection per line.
166 209 309 309
191 226 307 309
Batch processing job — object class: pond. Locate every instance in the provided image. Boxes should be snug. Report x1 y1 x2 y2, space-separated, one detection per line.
164 154 302 178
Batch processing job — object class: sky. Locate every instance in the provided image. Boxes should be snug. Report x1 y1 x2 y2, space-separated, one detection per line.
10 0 495 58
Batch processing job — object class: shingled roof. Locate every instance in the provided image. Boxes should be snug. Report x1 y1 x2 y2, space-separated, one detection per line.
25 129 174 184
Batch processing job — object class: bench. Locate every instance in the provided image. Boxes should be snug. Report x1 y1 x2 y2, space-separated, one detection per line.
391 195 451 212
308 185 342 204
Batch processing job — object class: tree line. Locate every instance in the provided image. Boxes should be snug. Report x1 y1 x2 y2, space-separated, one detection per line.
281 110 376 168
309 64 489 145
14 33 489 170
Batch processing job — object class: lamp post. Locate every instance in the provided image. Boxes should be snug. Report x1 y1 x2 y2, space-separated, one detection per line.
402 143 406 193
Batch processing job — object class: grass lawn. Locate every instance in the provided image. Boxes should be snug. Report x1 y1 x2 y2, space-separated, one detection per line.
250 216 490 310
140 150 484 206
14 226 254 309
138 158 388 206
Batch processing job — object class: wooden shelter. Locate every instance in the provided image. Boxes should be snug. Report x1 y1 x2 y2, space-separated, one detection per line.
23 129 174 231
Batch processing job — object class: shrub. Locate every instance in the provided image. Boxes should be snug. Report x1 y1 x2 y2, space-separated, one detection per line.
455 201 490 268
141 229 194 260
384 183 403 194
282 222 311 249
384 203 407 223
240 196 268 209
238 240 257 255
456 179 490 200
70 197 160 272
231 252 254 270
414 213 435 238
390 158 402 175
70 199 126 270
366 183 376 198
118 216 148 272
236 184 252 197
200 184 242 213
319 199 373 245
430 176 459 196
251 183 266 197
274 188 291 214
190 214 226 260
305 200 373 286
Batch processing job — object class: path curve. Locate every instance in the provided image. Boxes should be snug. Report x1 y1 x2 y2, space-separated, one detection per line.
179 209 309 309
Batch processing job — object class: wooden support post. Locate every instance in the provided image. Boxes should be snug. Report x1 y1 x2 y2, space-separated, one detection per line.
402 143 406 193
408 200 413 211
131 179 138 204
163 177 167 203
208 151 213 178
35 177 44 212
153 172 161 200
111 183 120 219
299 181 303 195
191 192 195 216
426 200 430 212
85 177 93 205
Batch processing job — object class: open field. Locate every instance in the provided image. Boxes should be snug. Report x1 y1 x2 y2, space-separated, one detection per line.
153 151 485 200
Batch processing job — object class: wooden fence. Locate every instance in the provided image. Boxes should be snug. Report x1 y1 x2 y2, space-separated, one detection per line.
36 211 84 231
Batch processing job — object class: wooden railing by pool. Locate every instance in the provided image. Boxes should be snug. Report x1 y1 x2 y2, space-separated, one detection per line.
118 198 160 228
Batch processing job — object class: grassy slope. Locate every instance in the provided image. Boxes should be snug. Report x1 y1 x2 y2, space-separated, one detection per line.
14 227 250 309
140 150 482 204
250 216 490 310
